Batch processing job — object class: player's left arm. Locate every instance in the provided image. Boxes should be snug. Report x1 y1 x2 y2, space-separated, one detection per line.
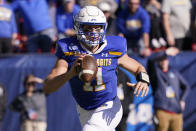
118 54 149 97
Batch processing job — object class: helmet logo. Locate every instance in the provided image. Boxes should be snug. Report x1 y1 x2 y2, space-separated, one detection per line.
90 19 96 22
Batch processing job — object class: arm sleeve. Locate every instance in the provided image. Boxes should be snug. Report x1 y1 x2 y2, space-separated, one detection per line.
55 42 65 59
108 36 127 57
116 36 127 57
55 39 70 60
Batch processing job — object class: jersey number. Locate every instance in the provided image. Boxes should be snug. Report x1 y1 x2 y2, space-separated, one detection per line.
83 67 105 92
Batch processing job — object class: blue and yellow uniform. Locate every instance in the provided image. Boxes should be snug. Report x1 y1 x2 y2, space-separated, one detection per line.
56 36 127 110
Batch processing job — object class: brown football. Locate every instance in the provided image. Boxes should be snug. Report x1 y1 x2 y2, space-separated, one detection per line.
78 55 98 83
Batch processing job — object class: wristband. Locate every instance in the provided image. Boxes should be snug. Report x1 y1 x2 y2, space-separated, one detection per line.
136 72 150 85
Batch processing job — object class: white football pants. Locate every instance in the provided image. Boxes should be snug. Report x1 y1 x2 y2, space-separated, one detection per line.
77 97 123 131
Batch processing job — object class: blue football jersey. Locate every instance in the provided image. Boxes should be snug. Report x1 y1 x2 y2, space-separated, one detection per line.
56 36 127 110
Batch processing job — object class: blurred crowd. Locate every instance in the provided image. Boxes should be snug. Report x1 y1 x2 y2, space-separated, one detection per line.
0 0 195 55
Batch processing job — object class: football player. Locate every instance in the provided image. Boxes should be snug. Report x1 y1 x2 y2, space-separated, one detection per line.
43 6 150 131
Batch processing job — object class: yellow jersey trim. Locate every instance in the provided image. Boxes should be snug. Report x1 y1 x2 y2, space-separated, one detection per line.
64 52 82 56
108 51 122 56
64 52 74 56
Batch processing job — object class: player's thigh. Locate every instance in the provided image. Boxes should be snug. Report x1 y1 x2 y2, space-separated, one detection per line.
79 97 123 131
77 106 93 127
83 110 122 131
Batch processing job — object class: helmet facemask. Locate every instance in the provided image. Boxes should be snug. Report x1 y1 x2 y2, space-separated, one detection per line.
76 23 107 47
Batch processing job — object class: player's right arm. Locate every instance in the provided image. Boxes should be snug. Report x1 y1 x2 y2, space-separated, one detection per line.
43 58 70 94
43 56 83 94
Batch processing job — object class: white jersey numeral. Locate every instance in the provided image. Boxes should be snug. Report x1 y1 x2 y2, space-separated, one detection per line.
83 67 105 92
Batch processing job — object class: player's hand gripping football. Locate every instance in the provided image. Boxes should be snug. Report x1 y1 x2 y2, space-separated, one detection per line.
69 54 85 77
126 81 149 97
69 54 97 83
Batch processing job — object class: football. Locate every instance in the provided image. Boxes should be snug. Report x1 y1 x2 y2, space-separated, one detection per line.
78 55 98 83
